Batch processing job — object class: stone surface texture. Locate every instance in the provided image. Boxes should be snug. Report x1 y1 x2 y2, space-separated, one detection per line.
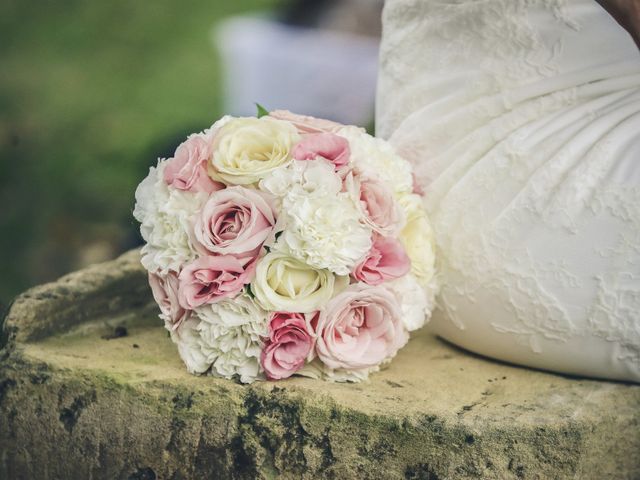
1 250 639 479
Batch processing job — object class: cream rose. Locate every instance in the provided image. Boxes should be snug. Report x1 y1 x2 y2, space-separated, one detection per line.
399 194 437 286
251 251 348 313
208 117 300 185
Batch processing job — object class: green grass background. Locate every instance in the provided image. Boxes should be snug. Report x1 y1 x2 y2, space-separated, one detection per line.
0 0 281 307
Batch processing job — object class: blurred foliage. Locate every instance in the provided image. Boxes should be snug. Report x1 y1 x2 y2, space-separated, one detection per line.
0 0 281 306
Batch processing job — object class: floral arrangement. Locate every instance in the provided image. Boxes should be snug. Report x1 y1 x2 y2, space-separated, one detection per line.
134 108 437 383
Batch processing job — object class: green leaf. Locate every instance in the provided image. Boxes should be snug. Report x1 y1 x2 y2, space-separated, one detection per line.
255 103 269 118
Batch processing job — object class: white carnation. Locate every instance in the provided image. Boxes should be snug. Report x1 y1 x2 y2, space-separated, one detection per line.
386 273 437 332
275 192 372 275
260 159 342 200
193 293 268 384
170 318 211 375
133 161 207 274
133 161 167 233
260 158 373 274
337 126 413 197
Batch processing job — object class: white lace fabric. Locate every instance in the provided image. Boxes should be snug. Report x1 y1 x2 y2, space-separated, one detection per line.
377 0 640 382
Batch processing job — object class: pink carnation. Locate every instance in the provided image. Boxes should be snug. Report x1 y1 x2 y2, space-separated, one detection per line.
163 134 224 193
177 254 257 309
313 284 409 370
352 236 410 285
269 110 344 134
292 133 350 171
148 272 189 330
261 312 315 380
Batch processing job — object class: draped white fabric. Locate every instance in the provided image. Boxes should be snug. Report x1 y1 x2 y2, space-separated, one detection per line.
377 0 640 382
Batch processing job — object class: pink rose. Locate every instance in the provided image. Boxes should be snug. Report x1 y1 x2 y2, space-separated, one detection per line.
351 174 404 235
163 134 224 193
268 110 345 134
148 272 189 330
261 312 315 380
292 133 351 171
178 254 257 309
352 236 410 285
194 186 277 256
313 284 409 370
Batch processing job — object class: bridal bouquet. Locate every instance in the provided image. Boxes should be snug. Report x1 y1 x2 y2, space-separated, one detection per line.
134 108 437 383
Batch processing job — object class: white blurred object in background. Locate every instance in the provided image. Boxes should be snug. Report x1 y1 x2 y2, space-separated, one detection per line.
214 15 379 127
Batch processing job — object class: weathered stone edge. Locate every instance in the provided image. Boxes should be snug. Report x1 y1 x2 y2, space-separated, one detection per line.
1 250 639 478
1 354 620 480
1 249 150 348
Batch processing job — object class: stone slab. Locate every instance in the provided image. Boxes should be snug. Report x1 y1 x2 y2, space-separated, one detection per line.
1 250 639 479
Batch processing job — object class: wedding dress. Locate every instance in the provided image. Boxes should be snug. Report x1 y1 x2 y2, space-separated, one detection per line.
377 0 640 382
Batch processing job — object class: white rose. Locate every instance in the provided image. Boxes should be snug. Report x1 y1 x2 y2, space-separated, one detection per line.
275 192 372 275
170 318 211 375
209 116 300 185
337 126 413 197
134 161 206 274
252 251 348 313
399 193 437 286
386 273 436 332
194 293 268 384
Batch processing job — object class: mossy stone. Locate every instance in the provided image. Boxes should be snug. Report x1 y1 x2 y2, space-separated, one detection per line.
1 250 639 479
